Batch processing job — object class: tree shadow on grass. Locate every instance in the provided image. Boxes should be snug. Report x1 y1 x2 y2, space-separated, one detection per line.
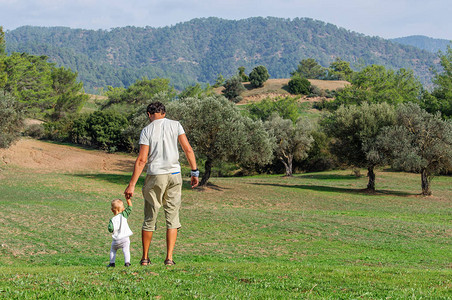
72 173 196 191
296 174 362 181
281 84 290 93
251 182 415 197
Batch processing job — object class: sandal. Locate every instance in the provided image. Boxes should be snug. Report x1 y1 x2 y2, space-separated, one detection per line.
140 258 150 266
164 259 176 265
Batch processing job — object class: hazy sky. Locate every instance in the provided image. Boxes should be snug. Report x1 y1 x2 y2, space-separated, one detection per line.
1 0 451 40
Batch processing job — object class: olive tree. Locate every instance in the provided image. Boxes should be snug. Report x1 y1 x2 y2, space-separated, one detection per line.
168 95 274 186
321 102 396 191
264 114 314 177
377 103 452 196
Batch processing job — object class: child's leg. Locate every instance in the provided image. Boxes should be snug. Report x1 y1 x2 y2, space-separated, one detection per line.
123 238 131 264
110 241 118 263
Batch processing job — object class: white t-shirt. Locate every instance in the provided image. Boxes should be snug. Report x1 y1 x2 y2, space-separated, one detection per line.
139 118 185 175
110 214 133 240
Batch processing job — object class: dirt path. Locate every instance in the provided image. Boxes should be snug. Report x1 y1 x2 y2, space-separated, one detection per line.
0 138 136 173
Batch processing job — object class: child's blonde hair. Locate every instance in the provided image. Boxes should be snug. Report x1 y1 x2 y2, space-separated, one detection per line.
111 199 125 212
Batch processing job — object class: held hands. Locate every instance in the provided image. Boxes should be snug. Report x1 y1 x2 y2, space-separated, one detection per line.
124 184 135 200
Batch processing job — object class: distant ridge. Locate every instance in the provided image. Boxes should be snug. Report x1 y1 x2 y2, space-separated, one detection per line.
5 17 439 92
390 35 451 53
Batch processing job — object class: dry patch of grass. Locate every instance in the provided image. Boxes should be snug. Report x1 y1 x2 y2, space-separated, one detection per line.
215 78 349 104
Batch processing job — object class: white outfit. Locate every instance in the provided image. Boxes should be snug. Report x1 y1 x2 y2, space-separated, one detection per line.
139 118 185 175
110 213 133 240
109 213 133 264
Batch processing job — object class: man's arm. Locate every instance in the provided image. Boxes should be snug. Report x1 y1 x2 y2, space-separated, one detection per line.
124 144 149 199
178 134 199 188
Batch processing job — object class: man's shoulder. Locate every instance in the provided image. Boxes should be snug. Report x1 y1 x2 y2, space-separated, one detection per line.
164 118 181 125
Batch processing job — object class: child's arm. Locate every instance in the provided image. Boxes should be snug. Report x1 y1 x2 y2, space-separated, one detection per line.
122 199 133 218
108 219 114 233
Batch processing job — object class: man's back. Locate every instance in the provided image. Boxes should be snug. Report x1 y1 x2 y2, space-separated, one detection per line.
139 118 185 175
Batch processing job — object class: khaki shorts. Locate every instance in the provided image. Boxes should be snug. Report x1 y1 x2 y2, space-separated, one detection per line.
141 173 182 231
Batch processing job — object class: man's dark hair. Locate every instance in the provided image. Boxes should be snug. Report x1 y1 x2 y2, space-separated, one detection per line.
147 101 166 115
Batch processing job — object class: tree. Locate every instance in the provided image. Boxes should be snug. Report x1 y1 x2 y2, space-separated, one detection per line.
0 26 5 56
168 95 274 186
334 65 422 108
50 67 88 120
2 53 55 112
376 103 452 196
222 75 245 103
213 74 225 88
292 58 326 79
178 83 214 99
420 46 452 119
103 77 176 109
288 74 311 95
247 96 300 123
0 93 24 148
321 102 396 191
238 66 249 82
0 57 6 91
264 114 314 177
249 65 269 88
328 58 353 81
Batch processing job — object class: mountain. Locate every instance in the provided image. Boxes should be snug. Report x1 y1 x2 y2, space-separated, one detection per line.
5 17 439 92
390 35 451 53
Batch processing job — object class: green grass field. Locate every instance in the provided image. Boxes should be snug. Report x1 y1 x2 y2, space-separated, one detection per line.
0 160 451 299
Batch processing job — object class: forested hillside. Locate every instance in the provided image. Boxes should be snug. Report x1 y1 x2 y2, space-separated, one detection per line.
5 17 438 92
391 35 451 53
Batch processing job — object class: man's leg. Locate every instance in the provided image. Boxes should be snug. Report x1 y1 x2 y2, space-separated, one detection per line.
141 174 164 264
141 230 153 262
163 174 182 263
166 228 177 261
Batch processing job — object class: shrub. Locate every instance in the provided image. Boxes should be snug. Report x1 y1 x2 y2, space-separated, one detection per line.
70 111 128 152
309 85 326 97
249 66 269 88
0 93 24 148
24 123 45 139
288 75 311 95
222 75 245 103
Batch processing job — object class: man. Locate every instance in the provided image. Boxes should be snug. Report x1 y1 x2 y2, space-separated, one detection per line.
124 101 199 266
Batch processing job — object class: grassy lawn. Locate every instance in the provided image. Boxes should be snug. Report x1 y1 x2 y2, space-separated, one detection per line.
0 164 451 299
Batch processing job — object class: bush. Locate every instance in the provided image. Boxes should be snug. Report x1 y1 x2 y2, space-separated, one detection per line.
223 75 245 103
0 93 24 148
69 111 129 152
24 123 45 139
309 85 326 97
249 66 269 88
44 115 78 142
288 75 311 95
298 131 338 172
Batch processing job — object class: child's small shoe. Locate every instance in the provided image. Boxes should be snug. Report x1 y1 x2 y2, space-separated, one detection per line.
124 263 131 267
107 263 116 267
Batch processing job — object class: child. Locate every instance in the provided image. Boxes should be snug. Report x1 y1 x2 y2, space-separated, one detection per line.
108 198 133 267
